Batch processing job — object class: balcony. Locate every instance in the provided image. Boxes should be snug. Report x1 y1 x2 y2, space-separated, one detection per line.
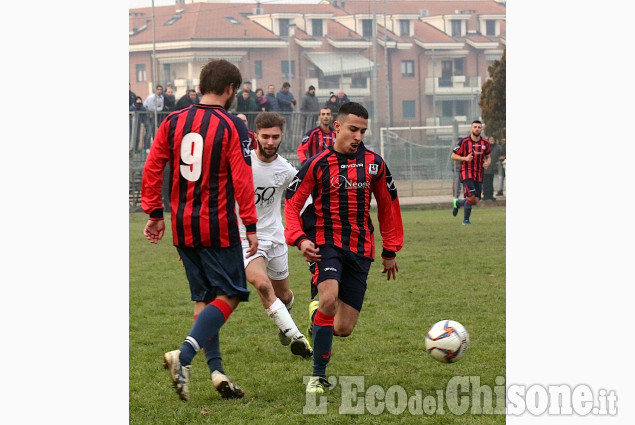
424 76 481 96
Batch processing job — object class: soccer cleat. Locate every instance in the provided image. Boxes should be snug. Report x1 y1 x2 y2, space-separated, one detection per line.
163 350 191 401
306 376 332 395
307 300 319 337
211 370 244 399
278 329 292 346
452 198 459 217
290 335 313 359
462 220 471 225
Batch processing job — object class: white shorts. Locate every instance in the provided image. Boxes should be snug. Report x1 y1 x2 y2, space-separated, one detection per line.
241 239 289 280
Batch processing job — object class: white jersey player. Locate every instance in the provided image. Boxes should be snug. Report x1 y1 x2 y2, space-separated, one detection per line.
239 112 312 358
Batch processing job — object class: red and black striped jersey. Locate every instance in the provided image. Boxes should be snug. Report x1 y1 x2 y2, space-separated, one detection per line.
452 137 491 182
248 130 257 150
142 104 258 248
284 144 403 260
296 126 336 164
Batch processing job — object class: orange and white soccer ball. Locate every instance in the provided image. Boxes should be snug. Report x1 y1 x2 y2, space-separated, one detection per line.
424 319 470 363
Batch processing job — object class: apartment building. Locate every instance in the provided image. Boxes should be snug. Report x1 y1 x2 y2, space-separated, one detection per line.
129 0 505 128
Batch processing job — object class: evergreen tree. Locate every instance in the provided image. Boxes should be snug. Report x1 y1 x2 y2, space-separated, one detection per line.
479 49 506 140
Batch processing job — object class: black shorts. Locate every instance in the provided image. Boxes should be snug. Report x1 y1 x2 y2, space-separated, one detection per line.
462 178 483 199
176 244 250 303
308 244 371 312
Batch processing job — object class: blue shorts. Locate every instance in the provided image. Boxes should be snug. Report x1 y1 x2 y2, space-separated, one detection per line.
308 244 371 312
462 178 482 199
176 244 250 303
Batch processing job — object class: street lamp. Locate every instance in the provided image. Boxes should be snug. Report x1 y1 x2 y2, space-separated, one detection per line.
287 24 296 88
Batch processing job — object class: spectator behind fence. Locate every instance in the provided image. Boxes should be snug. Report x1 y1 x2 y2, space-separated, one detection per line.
129 96 151 151
324 92 338 114
255 88 271 112
237 80 257 104
276 82 296 113
335 90 350 111
164 83 176 112
176 89 198 110
300 85 320 114
129 82 137 107
482 137 502 201
266 84 280 111
143 84 164 112
496 138 506 196
236 89 259 113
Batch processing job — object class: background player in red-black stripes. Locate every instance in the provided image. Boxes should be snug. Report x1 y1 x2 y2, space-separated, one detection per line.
296 107 336 165
284 102 404 395
451 120 492 225
141 59 258 401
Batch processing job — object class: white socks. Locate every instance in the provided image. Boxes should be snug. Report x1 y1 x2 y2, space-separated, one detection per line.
266 298 301 339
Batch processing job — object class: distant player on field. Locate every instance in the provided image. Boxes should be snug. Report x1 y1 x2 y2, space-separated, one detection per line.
239 112 313 359
284 102 404 395
296 107 336 165
141 59 257 401
451 120 491 225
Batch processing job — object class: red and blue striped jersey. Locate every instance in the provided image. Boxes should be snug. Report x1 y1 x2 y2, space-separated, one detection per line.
284 144 403 260
452 136 491 182
142 104 258 248
296 126 336 164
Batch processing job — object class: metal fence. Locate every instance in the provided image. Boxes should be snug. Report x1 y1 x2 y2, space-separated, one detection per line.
129 110 470 212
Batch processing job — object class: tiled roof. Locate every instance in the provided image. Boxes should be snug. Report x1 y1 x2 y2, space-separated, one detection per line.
338 0 506 16
413 20 456 43
129 1 505 44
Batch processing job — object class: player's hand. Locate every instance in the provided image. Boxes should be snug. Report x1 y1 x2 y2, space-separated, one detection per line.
299 239 321 262
381 257 398 280
465 152 474 162
144 219 165 244
246 233 258 258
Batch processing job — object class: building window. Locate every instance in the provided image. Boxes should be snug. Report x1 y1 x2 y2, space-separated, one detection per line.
486 20 496 36
254 60 263 80
362 19 373 37
456 100 468 116
282 61 295 78
312 19 323 37
351 74 368 88
399 19 409 36
402 101 415 119
451 20 462 36
162 64 171 84
454 59 464 75
401 60 414 77
279 18 290 36
135 64 146 82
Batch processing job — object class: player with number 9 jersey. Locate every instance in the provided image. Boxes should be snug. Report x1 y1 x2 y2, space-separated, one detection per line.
141 104 258 248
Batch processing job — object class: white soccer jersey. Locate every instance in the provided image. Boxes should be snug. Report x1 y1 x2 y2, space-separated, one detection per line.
239 150 298 244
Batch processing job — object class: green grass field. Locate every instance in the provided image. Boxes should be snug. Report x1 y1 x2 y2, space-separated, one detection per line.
129 205 505 424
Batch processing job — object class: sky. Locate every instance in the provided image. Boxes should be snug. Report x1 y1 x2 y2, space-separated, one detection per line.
129 0 322 8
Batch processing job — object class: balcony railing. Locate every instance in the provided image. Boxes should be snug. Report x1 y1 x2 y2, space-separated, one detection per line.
424 76 481 95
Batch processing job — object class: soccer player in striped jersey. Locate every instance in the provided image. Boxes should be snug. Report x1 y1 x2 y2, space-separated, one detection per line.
451 120 492 225
238 112 313 359
141 59 258 401
236 113 257 150
284 102 404 395
296 107 336 165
